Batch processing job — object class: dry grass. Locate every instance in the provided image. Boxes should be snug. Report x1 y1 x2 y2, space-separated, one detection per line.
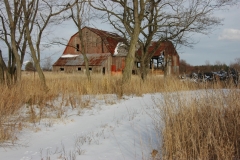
157 80 240 160
0 72 166 144
0 71 239 160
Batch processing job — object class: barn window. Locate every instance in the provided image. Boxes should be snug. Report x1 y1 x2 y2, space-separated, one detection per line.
78 67 81 71
60 67 64 71
102 67 105 74
76 44 79 51
89 67 92 71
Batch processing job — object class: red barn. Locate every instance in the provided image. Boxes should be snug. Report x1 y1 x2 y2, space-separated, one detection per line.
52 26 127 74
53 27 179 75
134 41 180 75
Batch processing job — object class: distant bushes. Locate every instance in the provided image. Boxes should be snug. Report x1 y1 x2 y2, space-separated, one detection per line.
25 61 35 71
179 58 240 75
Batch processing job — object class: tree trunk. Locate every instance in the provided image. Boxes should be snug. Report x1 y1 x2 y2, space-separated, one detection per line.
25 25 48 91
0 66 4 84
4 0 22 83
0 50 12 86
74 1 91 82
28 45 48 91
5 50 18 85
122 1 141 84
83 54 91 81
0 51 4 84
164 55 170 77
122 42 136 83
78 32 91 82
10 31 22 84
34 59 48 91
140 59 149 82
0 59 4 84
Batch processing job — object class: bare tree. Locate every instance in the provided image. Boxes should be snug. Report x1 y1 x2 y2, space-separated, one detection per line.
70 0 92 81
90 0 145 84
0 0 28 85
42 56 52 71
21 0 76 91
179 59 192 74
230 57 240 71
1 0 76 88
90 0 238 82
0 49 5 84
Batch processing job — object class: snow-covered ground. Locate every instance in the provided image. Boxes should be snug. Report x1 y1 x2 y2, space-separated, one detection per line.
0 94 163 160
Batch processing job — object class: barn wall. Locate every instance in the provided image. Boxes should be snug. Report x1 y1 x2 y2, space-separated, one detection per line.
112 57 125 72
82 28 105 53
102 56 112 74
53 66 105 74
63 35 81 54
164 46 179 75
63 28 110 55
52 56 112 74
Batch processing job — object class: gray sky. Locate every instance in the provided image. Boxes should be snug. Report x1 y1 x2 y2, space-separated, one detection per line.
179 5 240 66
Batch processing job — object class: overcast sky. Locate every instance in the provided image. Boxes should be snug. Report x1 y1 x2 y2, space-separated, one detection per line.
179 4 240 66
1 3 239 67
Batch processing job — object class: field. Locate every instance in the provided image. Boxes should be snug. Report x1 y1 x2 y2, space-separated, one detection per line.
0 72 239 159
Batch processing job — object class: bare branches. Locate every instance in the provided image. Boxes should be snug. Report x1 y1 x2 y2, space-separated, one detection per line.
69 0 92 81
21 0 76 90
89 0 238 81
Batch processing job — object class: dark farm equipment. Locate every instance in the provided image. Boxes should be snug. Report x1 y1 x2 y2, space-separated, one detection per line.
181 68 239 86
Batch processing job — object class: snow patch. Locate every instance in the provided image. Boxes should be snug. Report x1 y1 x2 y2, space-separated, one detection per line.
113 42 128 56
113 43 121 56
61 54 79 58
0 93 163 160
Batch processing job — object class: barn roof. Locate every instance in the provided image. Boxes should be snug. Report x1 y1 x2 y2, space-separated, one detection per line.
62 27 125 55
137 41 178 57
87 27 125 55
53 53 111 66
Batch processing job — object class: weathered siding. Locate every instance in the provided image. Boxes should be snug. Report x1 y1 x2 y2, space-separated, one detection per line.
112 57 125 72
81 28 108 53
134 41 180 76
53 27 125 75
53 56 112 74
53 66 104 73
63 28 108 55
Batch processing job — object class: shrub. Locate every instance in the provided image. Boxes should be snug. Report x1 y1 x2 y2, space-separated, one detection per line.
25 61 35 71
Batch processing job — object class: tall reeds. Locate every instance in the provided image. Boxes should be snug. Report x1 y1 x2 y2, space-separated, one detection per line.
157 79 240 159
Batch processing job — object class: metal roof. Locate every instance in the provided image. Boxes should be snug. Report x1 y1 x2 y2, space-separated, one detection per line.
137 41 178 57
62 27 125 55
53 53 111 66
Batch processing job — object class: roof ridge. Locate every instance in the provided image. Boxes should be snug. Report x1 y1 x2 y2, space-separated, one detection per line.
84 26 121 38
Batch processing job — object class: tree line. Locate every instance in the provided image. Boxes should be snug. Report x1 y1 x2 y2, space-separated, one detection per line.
179 58 240 74
0 0 238 91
